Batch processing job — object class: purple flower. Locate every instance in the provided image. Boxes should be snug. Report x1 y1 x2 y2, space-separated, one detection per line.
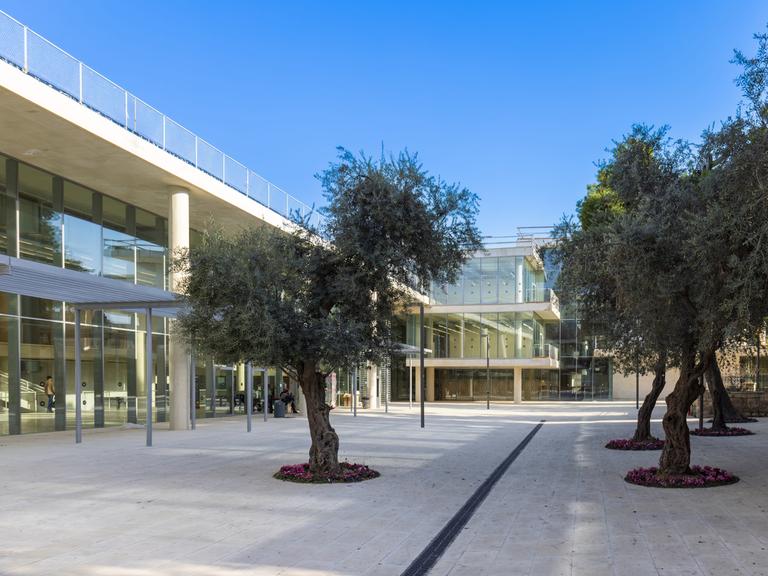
624 465 738 488
606 438 665 450
275 462 380 483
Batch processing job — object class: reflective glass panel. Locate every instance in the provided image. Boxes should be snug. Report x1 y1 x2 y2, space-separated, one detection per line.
480 257 498 304
480 312 498 359
520 313 534 358
63 181 101 275
463 313 482 358
102 196 135 282
20 318 67 433
498 257 516 303
498 312 519 359
446 313 462 358
18 164 60 265
0 315 9 435
136 209 166 289
463 260 481 305
103 321 134 426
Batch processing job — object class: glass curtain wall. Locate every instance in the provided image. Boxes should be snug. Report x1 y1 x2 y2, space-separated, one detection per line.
0 293 171 435
431 255 547 305
556 319 611 399
18 163 60 266
6 153 168 289
434 369 516 401
408 312 555 360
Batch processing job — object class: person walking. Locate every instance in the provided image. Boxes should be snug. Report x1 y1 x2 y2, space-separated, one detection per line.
44 375 55 413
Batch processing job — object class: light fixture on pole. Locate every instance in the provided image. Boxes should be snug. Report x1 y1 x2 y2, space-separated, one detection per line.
481 329 490 410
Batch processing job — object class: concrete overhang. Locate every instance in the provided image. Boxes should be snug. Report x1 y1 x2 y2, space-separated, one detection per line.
405 357 559 369
0 59 296 234
409 302 560 320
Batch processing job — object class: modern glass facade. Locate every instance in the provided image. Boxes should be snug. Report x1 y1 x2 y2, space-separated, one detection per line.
2 153 169 288
0 150 252 435
406 311 556 360
0 291 170 435
393 249 613 402
430 254 549 305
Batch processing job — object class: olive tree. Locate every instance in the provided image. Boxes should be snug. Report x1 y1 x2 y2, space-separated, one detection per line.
174 149 482 476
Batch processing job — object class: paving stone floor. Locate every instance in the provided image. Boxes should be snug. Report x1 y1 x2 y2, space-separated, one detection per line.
1 403 767 576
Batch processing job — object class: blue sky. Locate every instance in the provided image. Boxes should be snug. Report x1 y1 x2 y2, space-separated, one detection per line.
2 0 767 236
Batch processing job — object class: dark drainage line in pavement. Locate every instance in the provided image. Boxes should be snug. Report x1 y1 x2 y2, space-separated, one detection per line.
400 420 545 576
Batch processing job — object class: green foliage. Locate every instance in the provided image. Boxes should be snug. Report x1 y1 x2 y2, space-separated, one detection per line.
556 27 768 374
554 125 693 375
576 181 624 231
174 148 482 378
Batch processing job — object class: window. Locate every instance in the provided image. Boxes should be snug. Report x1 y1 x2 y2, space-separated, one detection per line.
63 181 101 275
18 164 60 265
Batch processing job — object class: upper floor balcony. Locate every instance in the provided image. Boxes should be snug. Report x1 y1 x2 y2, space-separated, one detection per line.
0 10 321 229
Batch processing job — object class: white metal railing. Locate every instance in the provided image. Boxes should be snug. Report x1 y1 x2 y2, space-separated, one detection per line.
0 10 323 230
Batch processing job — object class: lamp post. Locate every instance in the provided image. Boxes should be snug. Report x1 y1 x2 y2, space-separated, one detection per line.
420 301 425 428
481 329 490 409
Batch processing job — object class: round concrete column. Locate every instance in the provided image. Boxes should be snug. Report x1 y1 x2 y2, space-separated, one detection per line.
169 186 191 430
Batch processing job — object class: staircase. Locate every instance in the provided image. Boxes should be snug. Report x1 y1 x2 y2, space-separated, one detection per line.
0 372 46 412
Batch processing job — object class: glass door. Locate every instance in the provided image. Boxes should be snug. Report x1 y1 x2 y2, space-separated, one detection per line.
214 365 234 415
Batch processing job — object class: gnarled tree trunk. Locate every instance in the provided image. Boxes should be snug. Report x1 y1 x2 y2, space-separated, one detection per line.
299 363 340 475
632 359 666 442
659 350 707 475
705 355 752 428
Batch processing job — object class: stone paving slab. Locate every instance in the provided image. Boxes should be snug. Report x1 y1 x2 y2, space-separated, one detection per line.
0 403 767 576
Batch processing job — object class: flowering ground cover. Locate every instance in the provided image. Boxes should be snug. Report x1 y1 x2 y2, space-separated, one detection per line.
605 438 665 450
690 427 754 437
274 462 380 483
625 465 739 488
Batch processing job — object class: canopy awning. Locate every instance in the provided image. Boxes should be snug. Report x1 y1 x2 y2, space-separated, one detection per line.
392 343 432 356
0 255 183 316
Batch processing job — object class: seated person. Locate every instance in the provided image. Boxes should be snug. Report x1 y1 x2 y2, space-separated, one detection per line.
279 387 298 414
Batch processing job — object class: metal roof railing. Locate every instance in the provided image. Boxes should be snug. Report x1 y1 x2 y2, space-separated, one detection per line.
0 10 323 230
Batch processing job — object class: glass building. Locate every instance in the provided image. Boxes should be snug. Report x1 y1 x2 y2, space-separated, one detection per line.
0 11 315 436
0 152 301 435
397 243 613 402
0 11 619 441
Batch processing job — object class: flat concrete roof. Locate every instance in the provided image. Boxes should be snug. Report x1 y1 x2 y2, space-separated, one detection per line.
0 59 294 234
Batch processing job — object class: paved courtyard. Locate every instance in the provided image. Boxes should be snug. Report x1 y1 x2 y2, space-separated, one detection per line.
1 402 767 576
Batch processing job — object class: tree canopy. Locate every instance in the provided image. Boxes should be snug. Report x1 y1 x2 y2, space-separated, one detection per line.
175 148 482 475
555 29 768 474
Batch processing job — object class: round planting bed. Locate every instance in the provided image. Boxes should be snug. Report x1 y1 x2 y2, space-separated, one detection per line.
274 462 380 483
605 438 665 450
625 465 739 488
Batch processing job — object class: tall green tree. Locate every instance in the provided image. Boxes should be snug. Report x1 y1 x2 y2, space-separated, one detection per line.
175 149 482 476
554 126 683 445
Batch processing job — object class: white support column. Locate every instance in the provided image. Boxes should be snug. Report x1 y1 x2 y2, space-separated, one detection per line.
367 363 379 409
516 258 524 304
245 363 253 432
297 374 307 419
74 308 82 444
146 307 154 447
169 186 191 430
514 367 523 404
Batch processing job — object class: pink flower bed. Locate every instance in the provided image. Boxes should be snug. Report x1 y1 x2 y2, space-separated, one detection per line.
690 427 754 437
605 438 665 450
625 465 739 488
274 462 380 483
